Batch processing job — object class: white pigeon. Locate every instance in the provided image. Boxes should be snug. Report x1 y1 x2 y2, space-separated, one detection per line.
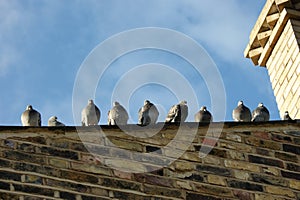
232 101 251 122
81 99 101 126
165 100 188 123
252 103 270 122
21 105 41 126
194 106 213 123
283 111 292 120
138 100 159 125
108 101 129 125
48 116 65 126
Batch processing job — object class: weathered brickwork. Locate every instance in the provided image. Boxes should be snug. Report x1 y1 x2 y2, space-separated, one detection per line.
0 121 299 199
244 0 300 119
267 18 300 120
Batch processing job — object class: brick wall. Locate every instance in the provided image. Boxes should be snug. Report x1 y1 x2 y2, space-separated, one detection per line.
266 18 300 119
0 121 299 199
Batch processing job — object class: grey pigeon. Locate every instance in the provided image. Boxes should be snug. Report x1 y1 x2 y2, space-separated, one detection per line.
232 101 251 122
165 100 188 123
48 116 65 126
251 103 270 122
138 100 159 125
21 105 41 126
81 99 101 126
108 101 129 125
283 111 292 120
194 106 212 122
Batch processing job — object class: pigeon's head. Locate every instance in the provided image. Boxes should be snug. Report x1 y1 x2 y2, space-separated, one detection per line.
49 116 57 121
258 103 264 107
113 101 120 106
88 99 94 104
144 100 150 105
26 105 33 110
180 100 187 105
284 111 289 116
200 106 207 111
238 101 244 106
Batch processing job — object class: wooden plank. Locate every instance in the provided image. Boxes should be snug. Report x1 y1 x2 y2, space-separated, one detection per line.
258 30 272 47
275 0 292 11
245 0 275 57
249 47 263 57
244 44 251 58
266 13 280 28
258 8 300 66
286 7 300 19
258 9 289 66
249 47 264 65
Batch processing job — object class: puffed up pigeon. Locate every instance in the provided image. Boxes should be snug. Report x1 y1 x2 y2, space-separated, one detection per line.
165 100 188 123
251 103 270 122
194 106 212 122
48 116 65 126
108 101 129 125
232 101 251 122
138 100 159 125
81 99 101 126
21 105 41 126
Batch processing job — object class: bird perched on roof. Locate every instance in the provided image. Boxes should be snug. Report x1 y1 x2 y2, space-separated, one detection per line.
138 100 159 126
283 111 293 121
48 116 65 126
232 101 251 122
81 99 101 126
108 101 129 125
194 106 212 123
165 100 188 123
21 105 41 126
251 103 270 122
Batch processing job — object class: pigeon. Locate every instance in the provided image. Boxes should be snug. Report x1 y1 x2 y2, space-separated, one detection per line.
138 100 159 125
251 103 270 122
21 105 41 126
81 99 101 126
232 101 251 122
48 116 65 126
165 100 188 123
283 111 292 120
194 106 213 122
108 101 129 125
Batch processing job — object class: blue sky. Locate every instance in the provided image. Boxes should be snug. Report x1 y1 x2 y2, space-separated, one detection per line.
0 0 279 126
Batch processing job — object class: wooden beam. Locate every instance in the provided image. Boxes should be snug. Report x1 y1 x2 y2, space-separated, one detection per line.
249 47 263 58
259 8 300 66
266 13 280 29
258 30 272 47
275 0 291 6
258 9 289 66
275 0 293 11
245 0 275 56
249 47 264 65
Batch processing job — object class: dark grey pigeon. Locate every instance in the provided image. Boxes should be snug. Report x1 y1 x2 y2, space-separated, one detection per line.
81 99 101 126
251 103 270 122
194 106 213 122
108 101 129 125
21 105 41 126
48 116 65 126
232 101 251 122
138 100 159 125
283 111 292 120
165 100 188 123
